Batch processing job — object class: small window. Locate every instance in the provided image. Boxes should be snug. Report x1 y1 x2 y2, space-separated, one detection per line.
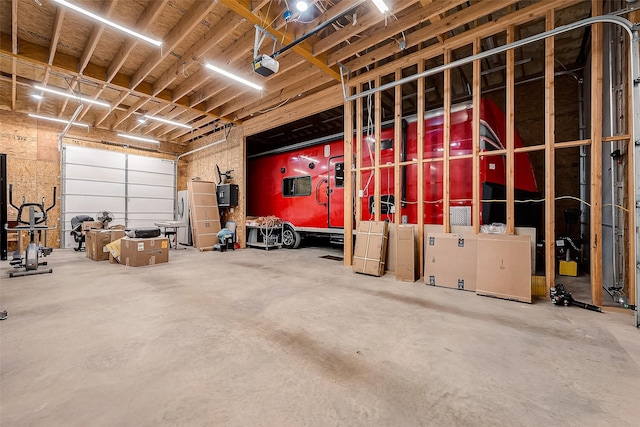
334 162 344 188
369 138 394 151
283 176 312 197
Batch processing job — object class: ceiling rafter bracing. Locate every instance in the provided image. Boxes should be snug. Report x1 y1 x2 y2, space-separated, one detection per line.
328 0 509 68
127 103 171 133
218 0 341 81
141 104 189 135
152 11 244 98
348 0 582 87
11 0 18 110
77 0 167 122
36 7 66 113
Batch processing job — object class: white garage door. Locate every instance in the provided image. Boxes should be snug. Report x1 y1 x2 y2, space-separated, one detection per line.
61 145 175 248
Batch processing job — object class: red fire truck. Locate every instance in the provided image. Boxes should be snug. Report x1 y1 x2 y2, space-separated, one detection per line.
248 99 539 248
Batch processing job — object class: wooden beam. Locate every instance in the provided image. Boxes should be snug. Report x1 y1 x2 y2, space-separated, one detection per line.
348 0 581 86
218 0 341 81
78 0 118 73
344 89 354 267
506 25 515 235
36 7 66 113
417 60 425 277
11 0 17 110
591 0 603 307
130 0 217 90
443 49 451 233
394 68 402 227
374 76 382 221
545 10 555 297
355 86 363 225
152 12 244 97
472 38 480 234
328 0 468 65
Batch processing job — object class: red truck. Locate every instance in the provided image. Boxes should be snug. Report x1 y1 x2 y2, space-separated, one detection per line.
248 99 539 248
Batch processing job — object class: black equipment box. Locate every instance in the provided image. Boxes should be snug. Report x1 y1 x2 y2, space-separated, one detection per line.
126 227 161 238
217 184 239 208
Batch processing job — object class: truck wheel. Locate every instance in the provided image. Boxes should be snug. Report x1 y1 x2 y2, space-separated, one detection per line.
282 225 301 249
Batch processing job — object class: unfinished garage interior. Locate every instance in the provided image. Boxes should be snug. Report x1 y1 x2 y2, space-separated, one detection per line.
1 0 640 424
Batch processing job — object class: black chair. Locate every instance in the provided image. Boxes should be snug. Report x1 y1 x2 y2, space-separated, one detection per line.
70 215 94 252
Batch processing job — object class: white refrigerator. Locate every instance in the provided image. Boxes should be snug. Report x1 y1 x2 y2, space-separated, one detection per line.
177 190 192 245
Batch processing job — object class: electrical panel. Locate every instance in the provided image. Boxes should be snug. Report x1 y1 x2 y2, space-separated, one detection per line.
217 184 239 208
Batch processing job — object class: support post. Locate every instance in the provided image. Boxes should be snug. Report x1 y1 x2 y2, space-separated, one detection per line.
443 49 452 233
545 10 556 296
506 25 516 234
355 86 363 225
417 61 425 277
472 39 481 234
374 76 382 221
344 89 354 266
394 69 402 227
591 1 603 307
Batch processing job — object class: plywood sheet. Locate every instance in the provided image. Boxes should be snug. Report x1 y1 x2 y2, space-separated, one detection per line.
476 234 532 303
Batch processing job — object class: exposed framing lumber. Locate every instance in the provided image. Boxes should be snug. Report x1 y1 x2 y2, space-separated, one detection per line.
545 10 556 297
78 0 118 73
348 0 581 87
417 60 425 277
472 38 480 234
394 68 402 227
11 0 17 111
443 49 452 233
374 76 382 221
36 7 65 114
343 90 354 266
506 25 515 235
355 86 364 225
591 0 603 306
218 0 341 81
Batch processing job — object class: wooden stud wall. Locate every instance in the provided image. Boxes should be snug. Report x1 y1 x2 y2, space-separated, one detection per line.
341 1 633 309
343 91 354 266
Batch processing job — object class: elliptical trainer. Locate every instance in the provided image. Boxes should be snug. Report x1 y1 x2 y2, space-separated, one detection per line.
5 184 57 278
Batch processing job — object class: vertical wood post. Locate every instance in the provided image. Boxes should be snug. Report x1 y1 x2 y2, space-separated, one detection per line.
344 89 354 267
591 0 603 306
472 39 481 234
374 76 382 221
443 49 452 233
417 61 425 277
545 10 556 296
355 86 364 225
506 25 516 235
394 69 402 227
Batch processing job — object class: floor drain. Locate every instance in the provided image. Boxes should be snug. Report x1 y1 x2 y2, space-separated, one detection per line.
319 255 344 261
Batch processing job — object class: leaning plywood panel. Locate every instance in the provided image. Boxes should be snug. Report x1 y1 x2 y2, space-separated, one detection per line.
476 234 532 303
424 233 478 291
187 180 221 250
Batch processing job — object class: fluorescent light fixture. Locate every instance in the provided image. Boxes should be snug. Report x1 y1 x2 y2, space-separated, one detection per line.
28 113 89 128
52 0 162 47
371 0 389 13
117 133 159 144
204 63 263 91
31 94 44 100
33 85 110 108
296 1 309 12
144 115 192 129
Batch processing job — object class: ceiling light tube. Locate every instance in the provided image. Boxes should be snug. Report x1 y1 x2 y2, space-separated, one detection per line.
29 113 89 128
117 133 160 144
204 63 263 91
371 0 389 13
33 85 110 108
52 0 162 46
144 115 193 129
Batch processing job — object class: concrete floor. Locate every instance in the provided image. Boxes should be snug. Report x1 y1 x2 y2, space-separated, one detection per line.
1 246 639 426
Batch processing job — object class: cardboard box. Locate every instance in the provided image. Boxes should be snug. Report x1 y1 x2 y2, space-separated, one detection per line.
109 230 126 264
396 225 417 282
476 234 532 303
109 224 126 231
81 221 103 235
120 237 169 267
424 233 478 291
353 221 389 277
85 229 112 261
188 180 221 249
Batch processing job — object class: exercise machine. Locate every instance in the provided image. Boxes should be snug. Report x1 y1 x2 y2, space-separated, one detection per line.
5 184 57 278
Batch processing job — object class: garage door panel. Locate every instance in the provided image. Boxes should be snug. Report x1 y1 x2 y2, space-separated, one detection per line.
127 184 173 199
65 180 125 197
65 146 125 168
128 170 173 187
128 155 175 174
64 195 125 215
128 197 173 214
65 164 126 183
